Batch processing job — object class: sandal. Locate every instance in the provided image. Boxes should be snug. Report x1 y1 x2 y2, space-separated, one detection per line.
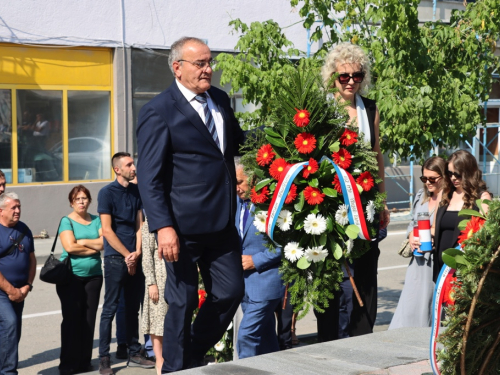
291 328 300 345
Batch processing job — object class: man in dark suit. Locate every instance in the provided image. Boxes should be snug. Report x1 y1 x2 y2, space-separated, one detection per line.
136 36 245 373
234 163 283 359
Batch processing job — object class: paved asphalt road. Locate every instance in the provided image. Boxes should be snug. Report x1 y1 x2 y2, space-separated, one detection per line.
17 221 411 374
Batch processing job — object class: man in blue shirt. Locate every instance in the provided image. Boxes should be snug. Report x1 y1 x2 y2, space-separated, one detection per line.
0 192 36 374
97 152 154 375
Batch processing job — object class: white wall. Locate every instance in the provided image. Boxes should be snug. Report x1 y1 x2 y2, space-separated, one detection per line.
0 0 313 52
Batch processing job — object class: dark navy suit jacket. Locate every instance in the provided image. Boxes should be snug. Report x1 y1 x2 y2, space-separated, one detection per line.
136 82 245 236
236 200 283 302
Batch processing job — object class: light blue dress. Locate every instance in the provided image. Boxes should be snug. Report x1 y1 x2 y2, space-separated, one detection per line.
389 188 435 329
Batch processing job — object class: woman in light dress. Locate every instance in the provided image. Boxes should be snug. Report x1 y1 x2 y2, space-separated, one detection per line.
389 157 447 329
141 216 168 375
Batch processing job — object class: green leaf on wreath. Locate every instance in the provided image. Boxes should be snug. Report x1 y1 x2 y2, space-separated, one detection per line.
458 219 469 231
309 178 319 188
315 261 324 276
319 233 327 246
333 243 343 260
255 178 273 191
265 135 287 148
329 141 340 153
326 216 333 232
264 127 281 138
297 256 311 269
294 191 305 212
442 248 469 269
254 168 264 179
345 225 360 239
356 184 363 194
323 187 338 197
458 209 486 220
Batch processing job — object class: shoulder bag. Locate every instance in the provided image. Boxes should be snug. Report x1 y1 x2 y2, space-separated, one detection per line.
39 218 73 285
0 227 29 259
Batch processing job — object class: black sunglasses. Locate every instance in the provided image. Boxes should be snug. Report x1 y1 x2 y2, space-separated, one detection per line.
420 176 441 184
337 72 365 84
446 170 462 179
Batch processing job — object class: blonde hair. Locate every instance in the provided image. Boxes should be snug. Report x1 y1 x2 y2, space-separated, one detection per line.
321 43 371 94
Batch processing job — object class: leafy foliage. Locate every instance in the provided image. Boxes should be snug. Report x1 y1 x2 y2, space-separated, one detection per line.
438 200 500 374
291 0 500 160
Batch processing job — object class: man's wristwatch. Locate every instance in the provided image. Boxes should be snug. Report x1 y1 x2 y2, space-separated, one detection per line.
27 283 33 292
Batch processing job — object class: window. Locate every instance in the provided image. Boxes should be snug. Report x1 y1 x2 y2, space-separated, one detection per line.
0 44 113 184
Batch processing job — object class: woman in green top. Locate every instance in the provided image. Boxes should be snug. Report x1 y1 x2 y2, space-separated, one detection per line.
56 185 103 375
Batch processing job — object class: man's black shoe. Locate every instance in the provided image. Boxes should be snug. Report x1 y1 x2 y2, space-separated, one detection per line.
115 344 128 360
128 355 155 368
98 356 113 375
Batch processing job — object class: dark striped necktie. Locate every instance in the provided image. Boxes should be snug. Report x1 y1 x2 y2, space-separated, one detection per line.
195 93 220 148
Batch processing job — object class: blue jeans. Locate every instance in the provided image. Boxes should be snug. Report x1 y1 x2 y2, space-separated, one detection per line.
99 256 144 358
0 291 24 375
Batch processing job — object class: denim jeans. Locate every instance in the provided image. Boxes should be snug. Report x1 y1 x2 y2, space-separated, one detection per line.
0 291 24 375
98 256 144 358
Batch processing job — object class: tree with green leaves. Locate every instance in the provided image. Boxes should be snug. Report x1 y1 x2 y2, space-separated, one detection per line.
216 0 500 160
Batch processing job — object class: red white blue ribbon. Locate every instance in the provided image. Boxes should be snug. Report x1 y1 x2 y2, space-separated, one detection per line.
321 157 371 241
265 157 371 242
265 161 308 241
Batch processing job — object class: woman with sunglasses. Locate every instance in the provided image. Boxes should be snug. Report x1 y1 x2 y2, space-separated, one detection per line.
315 43 389 339
389 157 447 329
433 150 491 280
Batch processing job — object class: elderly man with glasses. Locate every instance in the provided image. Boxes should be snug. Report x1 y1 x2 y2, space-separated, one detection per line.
137 37 247 373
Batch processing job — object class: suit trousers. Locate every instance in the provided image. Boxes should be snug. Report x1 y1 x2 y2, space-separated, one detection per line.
161 226 244 373
237 295 281 359
56 274 103 372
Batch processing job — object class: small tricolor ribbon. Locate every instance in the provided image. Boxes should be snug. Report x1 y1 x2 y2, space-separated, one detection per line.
430 245 461 375
265 157 371 242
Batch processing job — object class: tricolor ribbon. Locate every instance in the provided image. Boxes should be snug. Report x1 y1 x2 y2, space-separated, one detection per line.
430 245 461 375
265 161 308 240
264 157 371 242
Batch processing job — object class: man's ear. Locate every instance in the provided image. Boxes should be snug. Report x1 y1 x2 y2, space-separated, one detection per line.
173 61 182 80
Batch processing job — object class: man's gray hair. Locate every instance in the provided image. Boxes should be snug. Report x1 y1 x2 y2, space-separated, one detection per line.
234 156 244 170
168 37 208 74
0 191 19 208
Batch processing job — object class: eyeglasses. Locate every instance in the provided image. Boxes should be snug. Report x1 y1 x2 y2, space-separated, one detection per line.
420 176 441 184
178 59 214 70
446 170 462 179
74 197 89 203
337 72 365 84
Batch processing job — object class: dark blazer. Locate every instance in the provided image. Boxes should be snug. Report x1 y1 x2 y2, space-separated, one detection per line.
136 82 245 236
235 200 283 302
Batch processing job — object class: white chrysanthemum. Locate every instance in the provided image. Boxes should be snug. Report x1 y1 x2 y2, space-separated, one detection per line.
253 211 267 232
284 242 304 262
346 239 354 254
214 341 225 352
277 210 293 231
366 200 375 223
226 321 233 331
353 168 361 174
304 245 328 263
335 204 349 226
303 213 327 235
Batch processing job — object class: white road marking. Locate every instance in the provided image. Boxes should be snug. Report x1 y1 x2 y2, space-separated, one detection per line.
387 231 407 236
23 304 103 319
378 265 408 271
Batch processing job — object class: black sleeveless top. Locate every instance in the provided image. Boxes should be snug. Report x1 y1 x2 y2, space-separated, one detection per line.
360 95 377 150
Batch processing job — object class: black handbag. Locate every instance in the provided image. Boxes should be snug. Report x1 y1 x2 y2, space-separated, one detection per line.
39 218 73 285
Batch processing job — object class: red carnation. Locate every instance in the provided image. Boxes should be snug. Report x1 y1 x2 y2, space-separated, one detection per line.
285 184 298 204
269 158 289 180
332 175 343 194
332 149 353 170
340 129 358 146
356 171 374 192
250 186 270 204
302 158 319 178
294 133 317 154
256 144 276 166
293 108 310 128
303 186 325 205
457 216 486 247
198 289 207 309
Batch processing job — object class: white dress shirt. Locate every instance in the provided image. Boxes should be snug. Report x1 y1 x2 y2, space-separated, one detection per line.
175 80 225 152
